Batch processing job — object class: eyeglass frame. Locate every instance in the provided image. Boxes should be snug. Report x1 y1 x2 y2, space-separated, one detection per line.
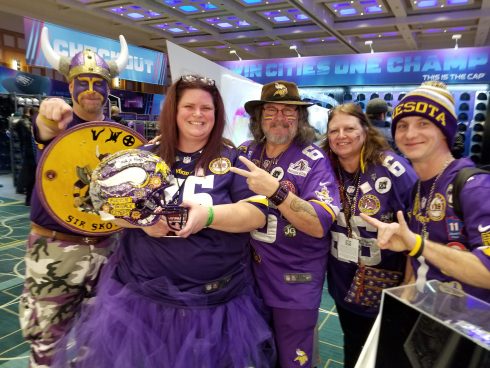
262 104 298 117
180 75 216 86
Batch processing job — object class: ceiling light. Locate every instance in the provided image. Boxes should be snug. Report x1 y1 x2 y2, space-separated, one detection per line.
289 45 301 57
365 40 374 54
452 34 461 49
229 49 242 61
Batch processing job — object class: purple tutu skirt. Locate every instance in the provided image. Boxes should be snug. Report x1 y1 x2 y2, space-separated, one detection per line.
54 262 276 368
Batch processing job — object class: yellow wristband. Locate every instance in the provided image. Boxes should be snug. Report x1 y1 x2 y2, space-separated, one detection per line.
409 234 423 257
38 114 59 128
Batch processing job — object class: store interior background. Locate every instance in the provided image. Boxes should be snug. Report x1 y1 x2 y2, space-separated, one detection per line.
0 0 489 367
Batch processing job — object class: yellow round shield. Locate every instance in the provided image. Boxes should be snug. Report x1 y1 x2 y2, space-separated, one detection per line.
37 122 147 236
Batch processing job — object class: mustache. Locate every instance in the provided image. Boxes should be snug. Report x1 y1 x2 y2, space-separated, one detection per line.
269 121 293 128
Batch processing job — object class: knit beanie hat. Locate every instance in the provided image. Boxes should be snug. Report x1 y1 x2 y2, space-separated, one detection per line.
391 81 457 148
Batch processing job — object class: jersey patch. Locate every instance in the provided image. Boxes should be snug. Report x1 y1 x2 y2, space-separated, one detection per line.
270 166 285 180
428 193 446 221
287 159 311 177
447 242 467 251
375 177 392 194
294 349 309 366
358 194 380 215
482 232 490 246
360 181 373 194
282 180 296 194
446 217 463 240
209 157 231 175
315 184 333 204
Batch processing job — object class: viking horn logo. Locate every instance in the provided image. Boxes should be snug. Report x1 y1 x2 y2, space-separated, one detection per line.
273 83 288 97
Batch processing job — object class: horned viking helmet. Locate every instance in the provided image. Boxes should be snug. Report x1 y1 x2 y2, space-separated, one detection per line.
40 27 128 82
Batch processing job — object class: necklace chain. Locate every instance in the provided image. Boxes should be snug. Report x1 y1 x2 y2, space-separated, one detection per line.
415 158 453 238
338 166 362 238
259 144 287 172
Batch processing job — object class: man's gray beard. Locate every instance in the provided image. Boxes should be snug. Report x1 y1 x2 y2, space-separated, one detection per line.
264 126 297 145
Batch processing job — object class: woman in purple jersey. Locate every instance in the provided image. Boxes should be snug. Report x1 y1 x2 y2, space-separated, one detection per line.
321 103 417 368
54 75 275 368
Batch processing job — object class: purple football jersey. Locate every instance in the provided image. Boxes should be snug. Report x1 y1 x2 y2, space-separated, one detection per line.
328 152 417 317
114 145 268 306
239 141 340 309
30 113 113 234
408 158 490 302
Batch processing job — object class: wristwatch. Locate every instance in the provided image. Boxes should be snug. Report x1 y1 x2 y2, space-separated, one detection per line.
268 183 290 206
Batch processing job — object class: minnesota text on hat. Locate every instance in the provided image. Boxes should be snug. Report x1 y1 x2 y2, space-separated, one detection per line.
391 81 457 147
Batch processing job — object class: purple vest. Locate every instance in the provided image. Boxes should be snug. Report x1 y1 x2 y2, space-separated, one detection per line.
239 140 340 309
408 158 490 302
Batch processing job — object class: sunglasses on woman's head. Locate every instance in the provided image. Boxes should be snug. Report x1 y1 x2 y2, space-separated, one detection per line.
180 75 215 86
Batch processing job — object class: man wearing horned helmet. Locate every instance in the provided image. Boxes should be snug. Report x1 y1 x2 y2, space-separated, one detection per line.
18 27 128 368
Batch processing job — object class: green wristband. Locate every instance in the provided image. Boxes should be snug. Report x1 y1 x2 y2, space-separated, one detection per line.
205 206 214 227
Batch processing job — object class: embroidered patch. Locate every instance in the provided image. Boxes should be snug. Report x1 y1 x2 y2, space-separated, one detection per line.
375 177 392 194
287 159 311 177
294 349 309 366
360 181 372 194
446 217 463 240
209 157 231 174
273 82 288 97
447 242 467 251
358 194 381 215
284 273 312 283
282 180 297 194
315 184 333 204
237 145 247 153
284 224 297 237
482 232 490 246
428 193 446 221
252 249 261 263
270 166 285 180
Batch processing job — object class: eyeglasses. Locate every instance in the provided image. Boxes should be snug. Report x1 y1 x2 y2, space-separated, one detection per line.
263 106 298 117
180 75 215 86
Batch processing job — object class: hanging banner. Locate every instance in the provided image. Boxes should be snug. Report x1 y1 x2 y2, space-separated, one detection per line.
220 47 490 86
24 18 167 85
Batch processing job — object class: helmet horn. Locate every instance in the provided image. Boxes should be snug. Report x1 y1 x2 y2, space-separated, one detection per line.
40 27 60 70
114 35 128 75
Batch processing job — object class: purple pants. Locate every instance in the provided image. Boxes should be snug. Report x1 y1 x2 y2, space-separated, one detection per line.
272 307 318 368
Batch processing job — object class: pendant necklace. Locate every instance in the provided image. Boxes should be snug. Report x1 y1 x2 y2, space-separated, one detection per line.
415 158 453 239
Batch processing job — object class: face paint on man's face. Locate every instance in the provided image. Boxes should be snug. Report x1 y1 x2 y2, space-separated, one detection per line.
73 75 108 105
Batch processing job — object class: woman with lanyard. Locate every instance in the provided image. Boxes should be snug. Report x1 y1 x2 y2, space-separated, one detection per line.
54 75 275 367
320 103 417 368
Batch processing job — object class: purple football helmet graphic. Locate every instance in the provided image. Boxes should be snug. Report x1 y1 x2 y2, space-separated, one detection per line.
90 149 188 228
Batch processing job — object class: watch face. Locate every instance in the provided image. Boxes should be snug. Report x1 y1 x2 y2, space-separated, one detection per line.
269 183 289 206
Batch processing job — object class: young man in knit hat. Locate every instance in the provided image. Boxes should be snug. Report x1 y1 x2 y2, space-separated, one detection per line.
19 27 128 367
362 81 490 302
231 81 340 368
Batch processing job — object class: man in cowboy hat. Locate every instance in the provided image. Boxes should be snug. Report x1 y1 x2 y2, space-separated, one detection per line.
19 27 128 367
231 81 340 368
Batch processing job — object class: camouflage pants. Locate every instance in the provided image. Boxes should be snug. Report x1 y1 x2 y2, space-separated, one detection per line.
19 232 114 368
